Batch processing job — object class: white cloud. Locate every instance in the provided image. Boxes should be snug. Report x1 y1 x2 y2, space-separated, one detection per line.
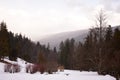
0 0 120 40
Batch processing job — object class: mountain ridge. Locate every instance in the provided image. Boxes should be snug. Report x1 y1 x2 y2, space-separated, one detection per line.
38 25 120 50
39 29 89 50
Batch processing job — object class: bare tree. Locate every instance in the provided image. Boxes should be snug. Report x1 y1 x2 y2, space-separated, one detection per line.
95 9 107 41
95 9 108 74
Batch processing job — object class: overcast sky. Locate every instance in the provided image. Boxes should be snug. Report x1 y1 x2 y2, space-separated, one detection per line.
0 0 120 40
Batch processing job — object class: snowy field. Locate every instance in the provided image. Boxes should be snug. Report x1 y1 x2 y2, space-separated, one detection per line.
0 58 116 80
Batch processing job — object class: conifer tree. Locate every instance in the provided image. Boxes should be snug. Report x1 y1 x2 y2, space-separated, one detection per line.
0 22 9 60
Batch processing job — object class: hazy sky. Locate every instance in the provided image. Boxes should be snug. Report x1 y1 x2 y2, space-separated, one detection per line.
0 0 120 40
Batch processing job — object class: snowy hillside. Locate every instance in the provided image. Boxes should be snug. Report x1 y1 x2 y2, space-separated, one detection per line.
39 29 88 50
0 58 116 80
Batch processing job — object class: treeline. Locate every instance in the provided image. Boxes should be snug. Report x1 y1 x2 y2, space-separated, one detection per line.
59 25 120 79
59 10 120 80
0 22 58 64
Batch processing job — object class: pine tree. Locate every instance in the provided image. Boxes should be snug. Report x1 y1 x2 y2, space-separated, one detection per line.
105 25 113 42
53 47 57 53
59 41 65 66
38 52 46 64
113 28 120 50
0 22 9 60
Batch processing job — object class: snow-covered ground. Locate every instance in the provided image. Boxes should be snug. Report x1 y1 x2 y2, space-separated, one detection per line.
0 58 116 80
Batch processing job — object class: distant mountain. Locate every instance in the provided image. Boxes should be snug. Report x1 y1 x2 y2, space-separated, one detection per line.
38 25 120 50
39 29 89 50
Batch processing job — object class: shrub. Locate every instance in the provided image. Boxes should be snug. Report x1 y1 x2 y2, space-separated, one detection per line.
13 64 20 72
26 64 35 74
31 64 38 74
4 64 11 72
39 64 45 74
26 64 32 73
58 66 64 72
4 63 20 73
26 64 45 74
46 61 58 74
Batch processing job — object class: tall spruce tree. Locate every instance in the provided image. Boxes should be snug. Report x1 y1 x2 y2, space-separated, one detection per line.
0 22 9 60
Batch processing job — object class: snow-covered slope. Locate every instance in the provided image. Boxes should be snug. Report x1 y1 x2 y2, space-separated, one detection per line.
0 58 116 80
0 58 115 80
39 29 88 50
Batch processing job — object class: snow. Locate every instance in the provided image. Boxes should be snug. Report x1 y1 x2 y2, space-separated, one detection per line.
0 63 5 73
3 57 32 73
0 58 116 80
